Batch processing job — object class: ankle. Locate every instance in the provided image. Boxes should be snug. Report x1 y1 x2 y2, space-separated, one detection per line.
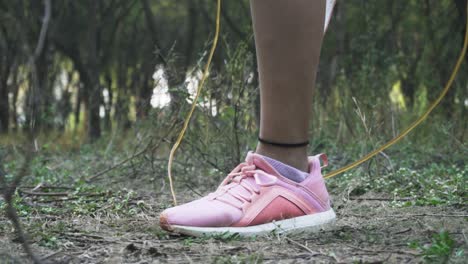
255 143 309 172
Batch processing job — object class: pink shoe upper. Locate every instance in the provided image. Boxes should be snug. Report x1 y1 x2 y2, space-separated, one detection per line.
160 152 331 229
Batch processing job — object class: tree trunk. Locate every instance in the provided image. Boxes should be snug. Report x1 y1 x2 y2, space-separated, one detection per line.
74 85 82 129
103 73 113 130
136 62 153 119
0 75 9 133
142 0 183 112
25 49 49 134
10 66 19 131
115 63 131 129
0 49 10 132
85 0 102 140
321 2 345 106
35 48 50 130
400 46 422 108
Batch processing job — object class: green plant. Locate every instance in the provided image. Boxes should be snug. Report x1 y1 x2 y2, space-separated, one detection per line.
409 230 461 263
38 233 59 249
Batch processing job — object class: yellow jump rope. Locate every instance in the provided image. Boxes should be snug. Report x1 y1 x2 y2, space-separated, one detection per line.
168 0 468 205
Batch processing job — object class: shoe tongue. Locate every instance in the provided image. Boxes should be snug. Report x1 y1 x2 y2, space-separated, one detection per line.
245 152 281 177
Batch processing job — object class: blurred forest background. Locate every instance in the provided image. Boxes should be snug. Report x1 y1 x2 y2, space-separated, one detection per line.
0 0 466 147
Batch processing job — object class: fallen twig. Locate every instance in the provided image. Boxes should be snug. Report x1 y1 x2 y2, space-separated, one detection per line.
20 185 75 190
19 189 69 196
285 237 320 256
393 228 412 235
40 249 63 262
349 196 413 201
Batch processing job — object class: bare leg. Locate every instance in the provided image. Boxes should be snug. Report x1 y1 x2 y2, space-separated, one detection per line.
251 0 325 172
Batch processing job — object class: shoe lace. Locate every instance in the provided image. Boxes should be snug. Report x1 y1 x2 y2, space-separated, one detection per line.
210 162 277 210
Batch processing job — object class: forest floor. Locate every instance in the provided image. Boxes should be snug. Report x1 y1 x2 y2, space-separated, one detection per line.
0 140 466 263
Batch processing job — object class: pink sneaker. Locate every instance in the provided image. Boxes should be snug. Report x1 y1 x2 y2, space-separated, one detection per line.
159 152 335 237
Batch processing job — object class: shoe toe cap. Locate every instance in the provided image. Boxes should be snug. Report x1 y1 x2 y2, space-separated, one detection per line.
159 199 241 229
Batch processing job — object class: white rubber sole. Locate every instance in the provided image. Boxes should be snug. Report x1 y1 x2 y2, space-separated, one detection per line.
170 209 336 238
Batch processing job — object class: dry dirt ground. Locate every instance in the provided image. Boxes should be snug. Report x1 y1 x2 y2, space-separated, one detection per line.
1 189 466 264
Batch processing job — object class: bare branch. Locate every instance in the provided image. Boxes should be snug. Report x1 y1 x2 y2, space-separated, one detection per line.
0 151 43 264
33 0 51 61
86 118 178 182
0 1 52 262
